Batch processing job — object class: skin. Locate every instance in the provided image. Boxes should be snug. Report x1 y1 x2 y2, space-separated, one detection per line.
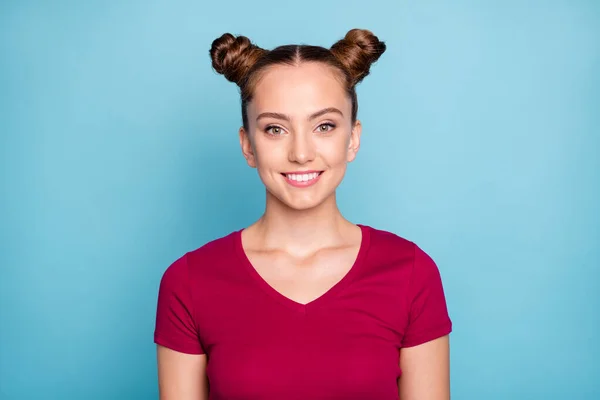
157 61 450 399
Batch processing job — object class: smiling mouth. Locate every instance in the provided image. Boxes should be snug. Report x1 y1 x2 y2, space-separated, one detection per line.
280 171 324 187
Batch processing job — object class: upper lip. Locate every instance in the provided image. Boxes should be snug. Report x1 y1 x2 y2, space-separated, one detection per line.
281 170 323 175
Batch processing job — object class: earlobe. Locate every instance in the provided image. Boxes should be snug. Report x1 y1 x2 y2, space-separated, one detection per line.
239 127 257 168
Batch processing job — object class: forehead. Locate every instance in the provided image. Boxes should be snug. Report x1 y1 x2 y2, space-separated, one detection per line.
249 62 349 116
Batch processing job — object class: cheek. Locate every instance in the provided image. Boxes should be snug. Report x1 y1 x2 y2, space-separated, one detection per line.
321 137 349 165
253 141 285 168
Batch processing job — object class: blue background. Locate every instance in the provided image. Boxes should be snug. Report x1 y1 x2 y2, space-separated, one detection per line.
1 1 598 399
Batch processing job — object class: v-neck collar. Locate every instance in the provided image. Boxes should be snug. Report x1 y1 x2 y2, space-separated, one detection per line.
234 224 371 314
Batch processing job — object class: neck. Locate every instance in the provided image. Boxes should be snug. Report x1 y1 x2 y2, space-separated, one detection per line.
252 190 352 256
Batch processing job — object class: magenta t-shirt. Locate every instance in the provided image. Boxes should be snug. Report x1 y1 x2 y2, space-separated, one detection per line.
154 224 452 399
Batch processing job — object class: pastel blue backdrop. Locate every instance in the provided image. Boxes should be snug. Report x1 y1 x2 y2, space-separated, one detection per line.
1 1 598 399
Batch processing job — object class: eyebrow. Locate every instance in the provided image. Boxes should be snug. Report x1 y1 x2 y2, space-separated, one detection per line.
256 107 344 122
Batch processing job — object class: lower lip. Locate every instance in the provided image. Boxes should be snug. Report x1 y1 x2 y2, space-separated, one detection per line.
282 172 323 188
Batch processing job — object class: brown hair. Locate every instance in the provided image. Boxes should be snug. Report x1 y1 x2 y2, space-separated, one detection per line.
209 29 386 130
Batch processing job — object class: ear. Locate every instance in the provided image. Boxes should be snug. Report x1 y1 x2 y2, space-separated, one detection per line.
239 127 257 168
346 120 362 162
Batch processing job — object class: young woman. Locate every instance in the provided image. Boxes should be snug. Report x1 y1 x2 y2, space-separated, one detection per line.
154 28 452 400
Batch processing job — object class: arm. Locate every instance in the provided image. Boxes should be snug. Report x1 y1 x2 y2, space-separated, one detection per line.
398 335 450 400
154 256 207 399
399 244 452 399
157 345 208 400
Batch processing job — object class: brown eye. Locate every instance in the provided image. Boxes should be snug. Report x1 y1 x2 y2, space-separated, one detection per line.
266 126 284 135
317 123 335 133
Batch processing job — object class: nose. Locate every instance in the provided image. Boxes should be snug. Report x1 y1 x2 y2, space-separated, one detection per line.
288 132 316 164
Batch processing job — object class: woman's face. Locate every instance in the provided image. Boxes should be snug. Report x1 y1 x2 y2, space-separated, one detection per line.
240 62 361 211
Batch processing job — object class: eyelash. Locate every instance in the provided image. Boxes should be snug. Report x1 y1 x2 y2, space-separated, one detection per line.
265 123 336 136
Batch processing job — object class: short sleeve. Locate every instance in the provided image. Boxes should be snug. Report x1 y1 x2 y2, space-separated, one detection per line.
154 254 205 354
401 244 452 348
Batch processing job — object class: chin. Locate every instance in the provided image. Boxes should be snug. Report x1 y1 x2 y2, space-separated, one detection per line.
284 199 324 211
269 190 332 212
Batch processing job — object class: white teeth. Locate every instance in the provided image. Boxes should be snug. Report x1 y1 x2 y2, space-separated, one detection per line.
286 172 319 182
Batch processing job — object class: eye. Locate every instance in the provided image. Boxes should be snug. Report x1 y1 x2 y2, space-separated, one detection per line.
317 123 336 133
265 125 285 135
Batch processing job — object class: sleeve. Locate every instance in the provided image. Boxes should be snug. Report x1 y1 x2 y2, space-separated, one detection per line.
153 254 205 354
401 244 453 348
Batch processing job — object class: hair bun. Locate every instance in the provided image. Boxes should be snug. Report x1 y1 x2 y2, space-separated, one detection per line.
330 29 386 86
209 33 267 86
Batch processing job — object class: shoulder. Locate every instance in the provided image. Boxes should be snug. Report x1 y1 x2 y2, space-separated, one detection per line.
186 230 239 266
362 224 439 274
364 224 414 251
363 224 419 260
160 230 240 284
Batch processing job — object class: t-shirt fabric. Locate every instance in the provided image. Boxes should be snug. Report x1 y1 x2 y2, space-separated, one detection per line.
154 224 452 400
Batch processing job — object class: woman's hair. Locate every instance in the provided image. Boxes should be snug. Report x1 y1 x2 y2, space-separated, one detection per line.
209 29 386 130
